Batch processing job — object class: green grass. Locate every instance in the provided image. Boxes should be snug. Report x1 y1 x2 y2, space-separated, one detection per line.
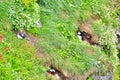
0 32 47 79
0 1 46 79
0 30 46 79
38 0 119 73
0 0 120 80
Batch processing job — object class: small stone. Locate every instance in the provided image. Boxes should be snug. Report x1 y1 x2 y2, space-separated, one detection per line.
36 21 42 28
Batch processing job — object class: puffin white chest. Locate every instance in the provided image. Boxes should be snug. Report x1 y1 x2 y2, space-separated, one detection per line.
77 32 82 40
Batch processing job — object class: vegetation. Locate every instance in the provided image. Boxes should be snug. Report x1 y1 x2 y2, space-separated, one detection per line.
0 0 120 80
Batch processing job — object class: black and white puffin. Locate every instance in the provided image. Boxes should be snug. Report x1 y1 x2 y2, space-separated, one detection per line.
77 31 82 40
17 32 26 39
77 31 92 44
47 66 68 80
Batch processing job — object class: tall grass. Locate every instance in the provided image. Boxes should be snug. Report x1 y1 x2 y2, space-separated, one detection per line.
0 0 46 79
0 0 11 32
0 0 119 79
38 0 119 77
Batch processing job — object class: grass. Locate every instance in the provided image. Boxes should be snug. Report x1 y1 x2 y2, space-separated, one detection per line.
0 0 120 80
0 1 46 79
0 30 46 79
39 0 119 74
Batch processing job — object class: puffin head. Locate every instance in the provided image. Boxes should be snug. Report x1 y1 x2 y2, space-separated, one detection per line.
47 66 57 75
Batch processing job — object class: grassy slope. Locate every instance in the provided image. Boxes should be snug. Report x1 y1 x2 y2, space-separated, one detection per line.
0 0 120 80
0 1 46 79
39 0 119 76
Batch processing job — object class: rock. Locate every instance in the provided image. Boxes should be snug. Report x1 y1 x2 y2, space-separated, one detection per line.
92 72 113 80
36 21 42 28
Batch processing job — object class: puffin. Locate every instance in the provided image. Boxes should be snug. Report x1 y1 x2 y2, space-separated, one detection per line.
47 66 68 80
17 32 26 39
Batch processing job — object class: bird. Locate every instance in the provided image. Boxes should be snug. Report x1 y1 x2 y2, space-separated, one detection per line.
77 31 91 42
47 66 68 80
17 32 26 39
77 31 82 40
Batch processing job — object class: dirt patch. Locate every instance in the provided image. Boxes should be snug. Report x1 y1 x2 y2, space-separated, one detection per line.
36 48 46 58
26 34 38 46
77 14 99 45
26 34 46 57
90 13 100 21
60 10 69 19
77 21 93 35
77 14 99 35
2 46 10 52
0 54 2 60
0 35 4 43
85 48 95 55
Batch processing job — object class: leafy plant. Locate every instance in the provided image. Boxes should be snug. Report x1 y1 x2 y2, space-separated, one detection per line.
8 0 40 33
